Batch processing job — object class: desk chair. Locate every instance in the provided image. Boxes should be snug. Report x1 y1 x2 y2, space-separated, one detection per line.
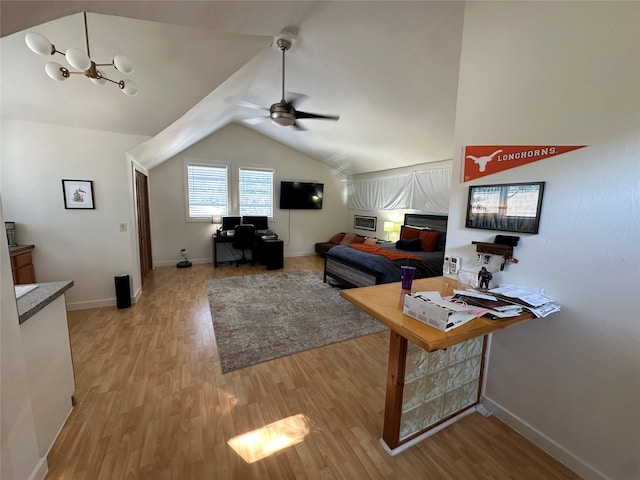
232 224 255 266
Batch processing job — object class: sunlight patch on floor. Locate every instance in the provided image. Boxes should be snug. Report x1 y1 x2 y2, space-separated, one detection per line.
227 414 311 463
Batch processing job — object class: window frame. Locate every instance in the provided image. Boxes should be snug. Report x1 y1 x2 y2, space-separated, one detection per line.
184 161 230 222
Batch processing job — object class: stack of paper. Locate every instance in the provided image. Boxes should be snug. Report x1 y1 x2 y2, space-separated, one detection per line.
488 285 561 318
451 289 523 318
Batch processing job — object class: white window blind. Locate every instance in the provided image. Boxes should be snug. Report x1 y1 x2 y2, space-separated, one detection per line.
186 164 228 219
239 168 274 217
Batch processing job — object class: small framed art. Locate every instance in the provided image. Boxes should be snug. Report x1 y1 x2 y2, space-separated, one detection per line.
62 179 95 209
353 215 377 231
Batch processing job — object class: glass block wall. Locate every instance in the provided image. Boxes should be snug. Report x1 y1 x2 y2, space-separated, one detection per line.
399 336 484 441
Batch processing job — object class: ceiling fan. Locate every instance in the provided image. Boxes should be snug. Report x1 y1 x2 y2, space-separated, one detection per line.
234 33 340 130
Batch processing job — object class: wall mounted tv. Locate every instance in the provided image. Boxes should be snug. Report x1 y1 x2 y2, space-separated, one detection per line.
465 182 545 234
279 181 324 209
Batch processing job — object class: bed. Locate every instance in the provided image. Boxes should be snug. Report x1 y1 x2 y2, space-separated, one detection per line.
324 214 448 288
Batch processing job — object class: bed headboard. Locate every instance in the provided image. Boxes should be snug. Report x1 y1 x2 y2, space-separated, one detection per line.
403 213 448 232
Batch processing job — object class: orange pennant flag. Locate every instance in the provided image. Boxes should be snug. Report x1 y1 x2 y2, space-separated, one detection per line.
463 145 587 182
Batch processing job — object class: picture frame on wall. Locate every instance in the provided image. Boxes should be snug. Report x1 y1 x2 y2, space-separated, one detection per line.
62 179 95 209
353 215 377 231
465 181 545 234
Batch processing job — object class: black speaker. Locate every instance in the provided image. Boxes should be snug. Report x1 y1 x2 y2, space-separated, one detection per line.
114 274 131 309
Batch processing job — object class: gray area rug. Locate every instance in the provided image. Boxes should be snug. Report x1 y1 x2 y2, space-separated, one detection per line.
206 270 387 374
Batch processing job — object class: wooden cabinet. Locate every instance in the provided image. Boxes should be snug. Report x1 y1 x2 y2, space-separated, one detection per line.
10 246 36 284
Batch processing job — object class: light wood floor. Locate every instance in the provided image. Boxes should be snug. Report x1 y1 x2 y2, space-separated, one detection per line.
47 256 579 479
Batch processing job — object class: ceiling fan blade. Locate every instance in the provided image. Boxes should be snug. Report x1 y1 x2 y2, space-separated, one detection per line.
226 96 268 111
295 110 340 121
291 121 308 131
286 93 308 108
244 116 270 125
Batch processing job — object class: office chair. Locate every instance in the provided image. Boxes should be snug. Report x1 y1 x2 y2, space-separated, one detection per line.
232 224 255 267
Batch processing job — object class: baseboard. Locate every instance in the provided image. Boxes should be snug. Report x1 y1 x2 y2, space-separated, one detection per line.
28 457 48 480
66 293 139 311
481 396 608 480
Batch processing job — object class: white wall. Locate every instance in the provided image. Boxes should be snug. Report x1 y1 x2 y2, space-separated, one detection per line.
1 120 150 309
149 123 347 265
449 3 640 479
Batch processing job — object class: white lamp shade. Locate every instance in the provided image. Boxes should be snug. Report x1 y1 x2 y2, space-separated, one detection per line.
113 55 134 74
25 32 53 55
90 70 107 85
65 48 91 71
45 62 68 81
211 214 223 225
383 221 394 232
121 80 138 96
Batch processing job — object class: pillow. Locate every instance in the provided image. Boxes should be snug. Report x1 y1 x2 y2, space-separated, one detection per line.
395 238 422 251
363 237 377 245
400 226 421 241
329 232 345 244
419 230 440 252
352 235 365 244
433 230 447 251
340 233 357 244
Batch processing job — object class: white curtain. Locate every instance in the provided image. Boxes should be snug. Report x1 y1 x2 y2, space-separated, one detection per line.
348 167 451 213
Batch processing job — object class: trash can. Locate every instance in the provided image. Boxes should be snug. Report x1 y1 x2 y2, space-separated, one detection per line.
114 274 131 309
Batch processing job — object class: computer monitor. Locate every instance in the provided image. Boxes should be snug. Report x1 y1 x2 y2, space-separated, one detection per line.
221 216 241 233
242 215 269 232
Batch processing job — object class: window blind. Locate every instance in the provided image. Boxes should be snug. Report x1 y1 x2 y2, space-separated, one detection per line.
186 164 228 219
239 168 274 217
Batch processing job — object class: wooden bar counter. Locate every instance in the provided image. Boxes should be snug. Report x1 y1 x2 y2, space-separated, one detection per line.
340 276 536 452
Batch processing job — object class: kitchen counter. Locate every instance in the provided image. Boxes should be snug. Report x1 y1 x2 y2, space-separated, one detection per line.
16 280 74 324
9 243 35 254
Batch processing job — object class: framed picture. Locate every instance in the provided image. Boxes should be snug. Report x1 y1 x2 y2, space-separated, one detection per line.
353 215 377 231
465 182 545 234
62 179 95 209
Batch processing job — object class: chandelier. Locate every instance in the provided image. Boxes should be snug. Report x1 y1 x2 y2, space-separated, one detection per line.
25 12 137 96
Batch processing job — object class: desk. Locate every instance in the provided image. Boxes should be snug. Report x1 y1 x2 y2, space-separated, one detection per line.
340 276 535 453
212 234 283 270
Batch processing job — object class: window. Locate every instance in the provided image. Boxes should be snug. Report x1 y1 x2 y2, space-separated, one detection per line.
186 163 228 220
239 168 274 218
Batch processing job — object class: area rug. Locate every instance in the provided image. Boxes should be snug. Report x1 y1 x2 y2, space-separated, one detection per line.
206 270 387 374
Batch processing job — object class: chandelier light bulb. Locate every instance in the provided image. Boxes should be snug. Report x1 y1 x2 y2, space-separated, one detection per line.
120 80 138 96
25 32 54 56
45 62 69 81
65 48 91 71
113 55 134 74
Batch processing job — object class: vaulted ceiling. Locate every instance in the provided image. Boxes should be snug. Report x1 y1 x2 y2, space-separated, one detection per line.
1 1 464 175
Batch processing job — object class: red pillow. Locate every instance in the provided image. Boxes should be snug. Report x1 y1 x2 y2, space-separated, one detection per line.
352 235 365 244
329 233 345 244
400 226 421 240
419 230 440 252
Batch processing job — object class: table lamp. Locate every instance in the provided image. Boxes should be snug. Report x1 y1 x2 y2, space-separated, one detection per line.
211 214 223 234
383 221 394 240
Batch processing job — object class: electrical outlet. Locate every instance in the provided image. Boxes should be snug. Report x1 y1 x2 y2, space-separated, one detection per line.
119 223 127 232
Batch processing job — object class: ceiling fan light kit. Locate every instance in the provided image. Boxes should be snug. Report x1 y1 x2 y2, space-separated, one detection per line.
25 12 137 96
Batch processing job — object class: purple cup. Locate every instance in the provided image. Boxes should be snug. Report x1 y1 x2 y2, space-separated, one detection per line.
401 266 416 290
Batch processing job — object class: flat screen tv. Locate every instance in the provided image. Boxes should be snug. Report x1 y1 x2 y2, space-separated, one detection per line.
465 182 545 234
279 181 324 210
